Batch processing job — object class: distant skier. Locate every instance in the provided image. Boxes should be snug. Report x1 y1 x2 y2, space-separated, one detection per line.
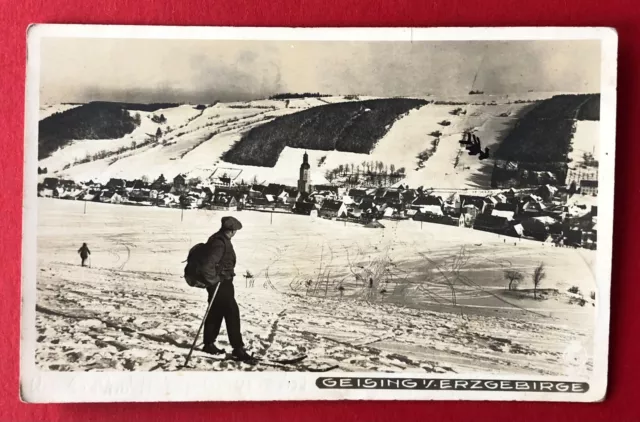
78 243 91 267
369 277 373 288
200 216 252 361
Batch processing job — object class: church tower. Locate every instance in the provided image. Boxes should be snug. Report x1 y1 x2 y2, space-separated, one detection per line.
297 151 311 194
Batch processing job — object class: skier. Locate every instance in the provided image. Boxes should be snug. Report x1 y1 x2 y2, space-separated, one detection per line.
78 243 91 267
200 216 252 361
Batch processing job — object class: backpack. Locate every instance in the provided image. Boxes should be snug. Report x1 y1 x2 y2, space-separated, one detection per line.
183 240 226 288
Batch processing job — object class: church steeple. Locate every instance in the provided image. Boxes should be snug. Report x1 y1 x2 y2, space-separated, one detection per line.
298 151 311 194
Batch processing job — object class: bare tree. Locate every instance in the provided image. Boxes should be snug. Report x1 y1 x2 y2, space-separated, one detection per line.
188 177 202 187
419 246 470 307
532 263 546 299
504 270 524 291
324 170 336 184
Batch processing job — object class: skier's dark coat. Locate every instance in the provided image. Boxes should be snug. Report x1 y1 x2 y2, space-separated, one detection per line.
200 231 236 284
201 230 244 350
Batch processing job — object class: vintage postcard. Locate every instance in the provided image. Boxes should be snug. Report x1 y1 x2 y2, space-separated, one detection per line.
21 25 617 403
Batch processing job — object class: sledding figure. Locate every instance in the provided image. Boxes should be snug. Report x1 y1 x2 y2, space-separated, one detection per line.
78 243 91 267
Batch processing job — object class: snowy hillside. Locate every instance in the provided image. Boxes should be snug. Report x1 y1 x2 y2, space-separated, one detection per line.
36 199 596 374
38 93 564 189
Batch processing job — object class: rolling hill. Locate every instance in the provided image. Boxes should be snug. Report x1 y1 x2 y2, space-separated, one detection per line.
222 98 428 167
37 92 599 189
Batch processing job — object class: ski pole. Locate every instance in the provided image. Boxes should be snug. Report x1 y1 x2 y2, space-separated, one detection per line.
182 281 222 368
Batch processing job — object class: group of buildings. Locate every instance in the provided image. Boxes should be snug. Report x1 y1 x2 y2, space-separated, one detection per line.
36 152 598 249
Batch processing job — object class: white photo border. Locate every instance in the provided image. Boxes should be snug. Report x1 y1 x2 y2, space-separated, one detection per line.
20 24 618 403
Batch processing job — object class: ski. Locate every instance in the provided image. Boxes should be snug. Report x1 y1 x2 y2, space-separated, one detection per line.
198 349 337 372
252 354 308 365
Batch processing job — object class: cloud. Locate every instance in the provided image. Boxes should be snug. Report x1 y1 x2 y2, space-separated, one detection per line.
39 38 601 104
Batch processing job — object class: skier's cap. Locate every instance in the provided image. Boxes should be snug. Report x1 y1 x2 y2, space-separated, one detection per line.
221 216 243 231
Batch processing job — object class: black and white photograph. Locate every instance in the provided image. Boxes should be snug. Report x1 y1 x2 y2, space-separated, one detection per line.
20 25 617 403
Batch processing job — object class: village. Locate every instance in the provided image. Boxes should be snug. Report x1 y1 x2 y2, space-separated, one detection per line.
37 148 598 250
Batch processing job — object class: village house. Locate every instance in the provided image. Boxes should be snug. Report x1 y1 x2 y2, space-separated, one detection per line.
128 188 153 204
58 179 77 191
344 204 364 219
358 198 379 217
292 201 318 216
125 179 149 191
458 204 480 228
441 192 462 216
247 195 272 209
263 184 290 204
210 194 237 211
314 184 342 199
172 174 187 194
491 202 518 220
282 186 298 205
580 179 598 196
520 216 550 240
474 214 516 236
346 188 368 204
99 190 126 204
382 189 404 209
106 178 126 190
59 186 84 200
493 193 508 204
411 195 444 216
157 193 180 207
526 170 558 185
77 188 97 202
42 177 59 190
400 189 418 205
520 199 547 217
318 199 348 219
483 195 499 212
248 184 267 200
502 187 518 201
216 175 232 187
536 184 559 201
459 195 486 214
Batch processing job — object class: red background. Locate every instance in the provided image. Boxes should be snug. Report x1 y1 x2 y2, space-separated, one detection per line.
1 0 637 420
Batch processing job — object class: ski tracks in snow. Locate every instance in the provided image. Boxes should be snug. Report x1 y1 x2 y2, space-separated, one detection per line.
35 262 592 375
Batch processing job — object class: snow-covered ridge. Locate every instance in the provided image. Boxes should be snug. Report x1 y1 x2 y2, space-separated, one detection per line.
38 92 563 189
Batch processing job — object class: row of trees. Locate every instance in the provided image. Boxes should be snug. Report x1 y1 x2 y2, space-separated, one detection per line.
150 114 167 124
504 263 546 299
582 152 599 167
323 161 406 186
269 93 331 100
416 138 440 168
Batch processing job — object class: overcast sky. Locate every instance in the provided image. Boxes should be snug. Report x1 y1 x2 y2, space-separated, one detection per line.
40 38 601 104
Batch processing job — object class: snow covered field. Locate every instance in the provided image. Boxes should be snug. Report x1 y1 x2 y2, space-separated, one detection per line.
35 199 596 375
